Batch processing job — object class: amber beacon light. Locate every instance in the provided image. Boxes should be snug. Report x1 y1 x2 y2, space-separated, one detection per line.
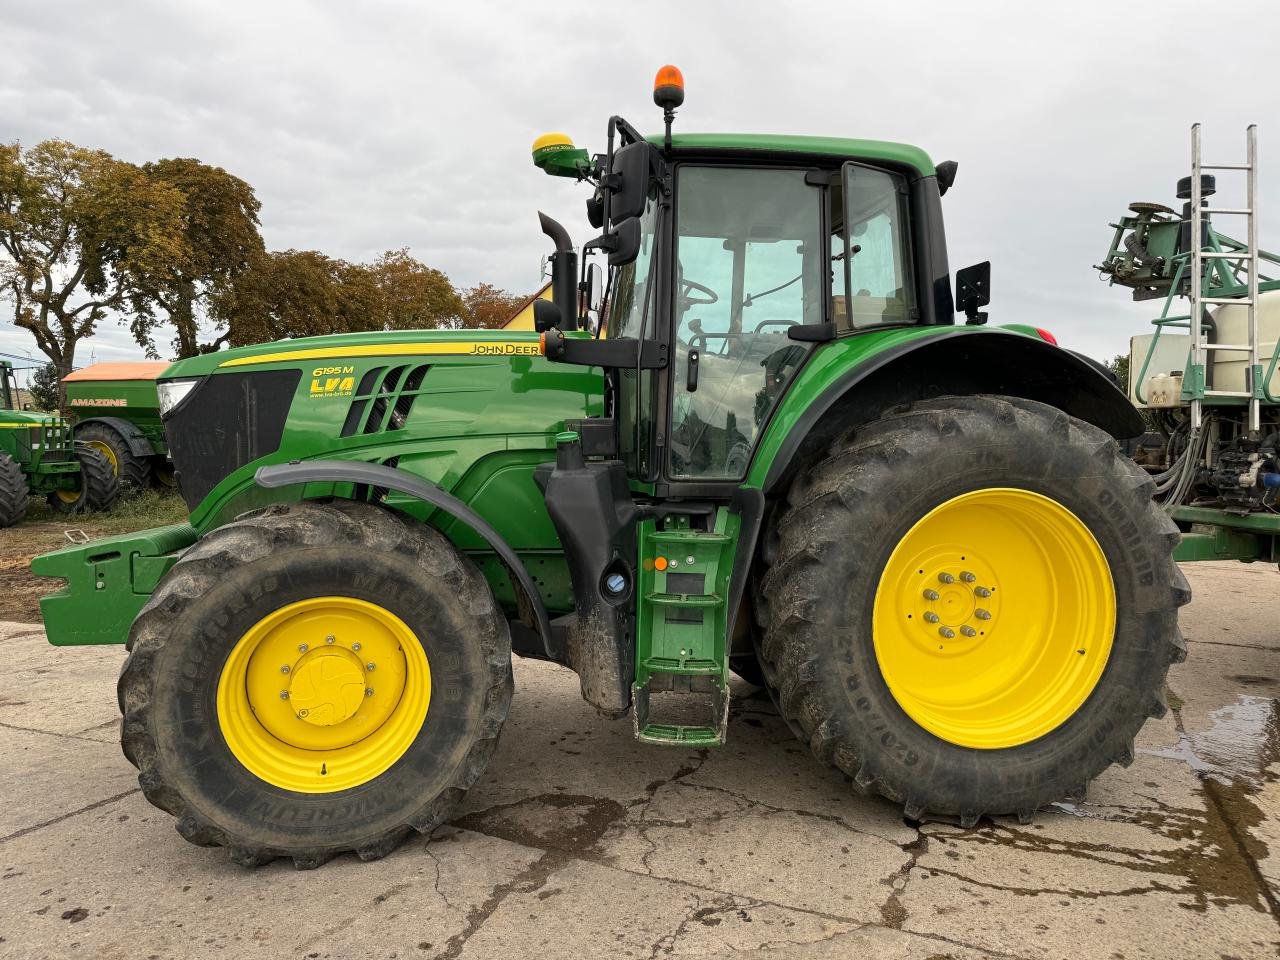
653 65 685 109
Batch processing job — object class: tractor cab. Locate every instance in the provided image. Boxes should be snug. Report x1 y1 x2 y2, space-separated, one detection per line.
529 68 966 740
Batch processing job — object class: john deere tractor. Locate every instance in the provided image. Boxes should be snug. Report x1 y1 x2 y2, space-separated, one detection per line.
0 360 117 527
33 68 1185 868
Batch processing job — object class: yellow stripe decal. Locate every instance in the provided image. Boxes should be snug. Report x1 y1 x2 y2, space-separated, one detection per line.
220 340 543 368
0 423 45 428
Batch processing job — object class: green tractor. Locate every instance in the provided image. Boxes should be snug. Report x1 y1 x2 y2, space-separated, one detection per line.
0 360 117 527
32 69 1185 868
62 361 174 492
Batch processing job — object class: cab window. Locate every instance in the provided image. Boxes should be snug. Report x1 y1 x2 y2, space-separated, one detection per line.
831 164 916 331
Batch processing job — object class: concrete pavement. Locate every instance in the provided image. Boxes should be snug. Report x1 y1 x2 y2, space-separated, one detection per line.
0 560 1277 959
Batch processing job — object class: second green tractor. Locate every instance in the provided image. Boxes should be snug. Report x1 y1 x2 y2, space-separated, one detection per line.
33 69 1186 867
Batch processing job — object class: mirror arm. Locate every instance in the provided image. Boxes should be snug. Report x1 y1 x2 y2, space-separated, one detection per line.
541 330 668 369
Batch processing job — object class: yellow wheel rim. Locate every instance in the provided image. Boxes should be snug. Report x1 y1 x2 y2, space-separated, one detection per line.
54 488 80 504
216 597 431 793
872 488 1115 750
85 439 118 476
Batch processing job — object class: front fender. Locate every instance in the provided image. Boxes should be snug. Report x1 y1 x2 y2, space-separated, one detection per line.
254 460 553 658
748 326 1142 494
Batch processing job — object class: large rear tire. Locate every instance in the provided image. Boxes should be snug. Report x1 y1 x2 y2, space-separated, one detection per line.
755 396 1188 825
74 421 152 493
0 453 27 528
118 500 513 868
47 447 118 514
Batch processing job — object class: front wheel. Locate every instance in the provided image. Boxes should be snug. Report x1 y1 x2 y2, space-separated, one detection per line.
118 500 513 867
756 396 1188 825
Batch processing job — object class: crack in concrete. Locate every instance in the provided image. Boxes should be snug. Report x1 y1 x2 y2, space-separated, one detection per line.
878 832 927 929
0 788 140 845
432 848 570 960
0 719 113 744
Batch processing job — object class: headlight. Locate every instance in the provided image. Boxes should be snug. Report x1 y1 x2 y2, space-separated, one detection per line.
157 378 201 418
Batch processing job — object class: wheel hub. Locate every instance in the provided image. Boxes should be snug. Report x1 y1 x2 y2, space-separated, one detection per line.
288 651 367 726
911 561 998 647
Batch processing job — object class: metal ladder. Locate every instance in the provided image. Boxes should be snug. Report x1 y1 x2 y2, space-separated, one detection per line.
1190 123 1261 434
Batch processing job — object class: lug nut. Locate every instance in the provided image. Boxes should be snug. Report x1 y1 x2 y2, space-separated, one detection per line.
937 572 955 584
975 609 992 621
297 643 308 653
922 588 940 601
325 635 336 644
923 612 940 623
279 690 290 700
365 687 374 697
960 625 977 637
366 662 376 672
280 665 291 674
960 571 976 583
938 626 956 639
975 586 992 598
351 642 362 652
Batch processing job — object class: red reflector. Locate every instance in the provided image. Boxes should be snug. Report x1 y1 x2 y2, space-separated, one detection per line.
1034 327 1058 345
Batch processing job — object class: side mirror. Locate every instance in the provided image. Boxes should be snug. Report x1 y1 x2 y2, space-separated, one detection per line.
609 142 652 224
534 298 563 333
955 261 991 325
608 218 642 267
579 262 604 322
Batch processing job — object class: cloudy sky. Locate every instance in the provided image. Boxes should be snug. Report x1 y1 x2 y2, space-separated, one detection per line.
1 0 1276 382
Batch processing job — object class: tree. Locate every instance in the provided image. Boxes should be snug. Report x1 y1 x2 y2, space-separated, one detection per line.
0 139 186 406
1105 353 1130 395
461 282 528 330
213 248 465 347
27 362 59 411
370 249 464 330
131 158 264 359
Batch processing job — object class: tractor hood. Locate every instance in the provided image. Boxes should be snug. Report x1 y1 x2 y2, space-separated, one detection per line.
0 408 60 428
154 327 600 524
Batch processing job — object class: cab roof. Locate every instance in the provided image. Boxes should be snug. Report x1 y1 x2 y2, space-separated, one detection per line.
657 133 937 179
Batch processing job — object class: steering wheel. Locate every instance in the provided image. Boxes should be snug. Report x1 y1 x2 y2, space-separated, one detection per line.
679 278 718 312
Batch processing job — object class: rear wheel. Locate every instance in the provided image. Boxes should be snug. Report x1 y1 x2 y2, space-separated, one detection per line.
0 453 27 528
756 395 1188 825
118 500 513 867
47 447 118 514
74 422 152 493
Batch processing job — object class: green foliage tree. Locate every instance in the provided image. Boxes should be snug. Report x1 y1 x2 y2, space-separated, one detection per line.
27 361 59 411
1105 353 1130 394
461 282 528 329
132 158 264 359
0 139 186 406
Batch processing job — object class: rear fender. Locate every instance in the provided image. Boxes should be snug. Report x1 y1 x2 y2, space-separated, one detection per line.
754 327 1143 495
74 416 156 458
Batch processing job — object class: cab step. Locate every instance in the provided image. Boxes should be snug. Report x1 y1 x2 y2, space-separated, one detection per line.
631 507 741 747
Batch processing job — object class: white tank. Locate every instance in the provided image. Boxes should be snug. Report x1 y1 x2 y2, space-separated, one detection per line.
1212 289 1280 396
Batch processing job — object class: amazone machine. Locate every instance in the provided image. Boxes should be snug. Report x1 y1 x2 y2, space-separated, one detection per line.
33 68 1186 868
1098 124 1280 560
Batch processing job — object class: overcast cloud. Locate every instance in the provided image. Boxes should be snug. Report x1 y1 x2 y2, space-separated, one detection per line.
1 0 1276 382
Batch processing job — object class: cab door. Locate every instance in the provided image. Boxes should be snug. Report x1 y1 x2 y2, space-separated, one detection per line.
667 166 825 480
